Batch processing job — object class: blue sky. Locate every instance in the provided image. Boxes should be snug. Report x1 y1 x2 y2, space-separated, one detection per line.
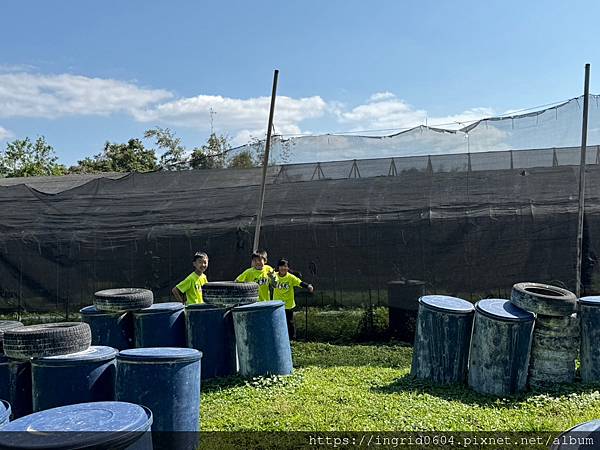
1 0 599 165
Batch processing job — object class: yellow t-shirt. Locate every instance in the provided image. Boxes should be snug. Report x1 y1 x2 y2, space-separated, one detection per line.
235 264 273 301
272 272 302 309
176 272 208 304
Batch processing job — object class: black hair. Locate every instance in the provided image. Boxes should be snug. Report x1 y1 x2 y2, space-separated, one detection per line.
277 258 289 268
251 250 268 261
193 252 208 262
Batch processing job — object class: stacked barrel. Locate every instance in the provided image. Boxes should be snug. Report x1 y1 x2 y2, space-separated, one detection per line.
410 281 585 396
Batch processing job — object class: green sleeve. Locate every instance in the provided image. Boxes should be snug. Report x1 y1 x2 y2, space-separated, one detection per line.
176 274 192 293
290 274 302 287
235 269 248 282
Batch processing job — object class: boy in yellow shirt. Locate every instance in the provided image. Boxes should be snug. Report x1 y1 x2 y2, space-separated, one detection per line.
272 258 314 340
172 252 209 304
235 250 274 301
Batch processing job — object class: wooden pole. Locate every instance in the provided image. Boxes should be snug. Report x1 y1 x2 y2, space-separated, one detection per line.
253 69 279 252
576 63 591 298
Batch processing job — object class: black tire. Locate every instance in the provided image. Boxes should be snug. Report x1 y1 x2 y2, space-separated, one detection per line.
0 321 24 352
202 281 259 306
510 282 577 316
3 322 92 359
94 288 153 312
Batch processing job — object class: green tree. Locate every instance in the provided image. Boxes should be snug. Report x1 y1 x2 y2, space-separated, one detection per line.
190 133 230 169
72 139 158 173
0 136 66 178
249 135 294 166
228 150 256 169
143 127 188 171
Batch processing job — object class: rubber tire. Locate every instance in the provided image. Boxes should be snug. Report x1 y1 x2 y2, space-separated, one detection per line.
510 282 577 316
94 288 153 312
202 282 259 305
0 321 24 352
3 322 92 359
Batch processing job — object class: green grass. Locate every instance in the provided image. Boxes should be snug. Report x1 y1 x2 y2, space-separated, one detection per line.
201 342 600 431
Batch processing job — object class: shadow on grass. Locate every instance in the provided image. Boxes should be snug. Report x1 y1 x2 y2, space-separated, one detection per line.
201 375 248 393
373 373 600 407
292 341 413 369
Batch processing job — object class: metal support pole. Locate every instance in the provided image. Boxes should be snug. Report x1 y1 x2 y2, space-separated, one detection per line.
253 69 279 252
576 63 591 298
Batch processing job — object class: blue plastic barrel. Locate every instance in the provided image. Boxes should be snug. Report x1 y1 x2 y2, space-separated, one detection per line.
186 304 237 379
80 305 134 350
0 356 31 419
116 348 201 432
551 419 600 449
411 295 475 384
232 301 292 377
579 296 600 383
31 346 117 412
0 401 152 450
468 299 535 396
133 302 186 348
0 400 11 427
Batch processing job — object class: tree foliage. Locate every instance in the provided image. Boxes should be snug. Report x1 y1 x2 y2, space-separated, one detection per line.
0 137 66 178
190 133 230 169
228 150 256 169
72 139 158 173
144 127 188 171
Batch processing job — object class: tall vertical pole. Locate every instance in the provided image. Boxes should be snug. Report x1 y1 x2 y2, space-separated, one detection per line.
576 63 591 298
253 69 279 252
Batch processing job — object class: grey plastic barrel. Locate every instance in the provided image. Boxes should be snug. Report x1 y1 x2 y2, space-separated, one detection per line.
116 348 202 432
186 304 237 379
387 280 425 343
80 305 133 350
468 299 535 396
0 401 153 450
411 295 475 384
579 296 600 383
0 400 11 427
232 301 292 377
133 302 186 348
0 356 31 419
31 346 117 412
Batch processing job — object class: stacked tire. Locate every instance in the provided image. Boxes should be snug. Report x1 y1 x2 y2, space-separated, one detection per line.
81 288 154 349
201 281 259 306
510 282 579 387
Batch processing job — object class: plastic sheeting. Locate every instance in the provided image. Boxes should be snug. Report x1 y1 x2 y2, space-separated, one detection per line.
1 162 598 312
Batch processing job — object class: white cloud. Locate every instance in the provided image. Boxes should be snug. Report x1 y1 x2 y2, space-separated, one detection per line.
334 92 494 133
0 126 13 141
369 92 396 102
0 72 173 118
0 70 501 154
134 94 327 141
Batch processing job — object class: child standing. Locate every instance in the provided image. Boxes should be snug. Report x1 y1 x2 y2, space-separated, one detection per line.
235 250 274 301
272 258 314 340
172 252 209 304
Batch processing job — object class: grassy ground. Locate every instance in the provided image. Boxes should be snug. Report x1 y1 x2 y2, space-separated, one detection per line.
201 342 600 431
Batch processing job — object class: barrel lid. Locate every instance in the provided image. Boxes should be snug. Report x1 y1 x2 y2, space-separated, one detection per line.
0 399 10 424
579 296 600 306
0 401 152 449
186 303 226 311
419 295 474 314
476 299 534 322
32 346 117 366
117 347 202 363
133 302 184 314
232 300 285 312
79 305 118 316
